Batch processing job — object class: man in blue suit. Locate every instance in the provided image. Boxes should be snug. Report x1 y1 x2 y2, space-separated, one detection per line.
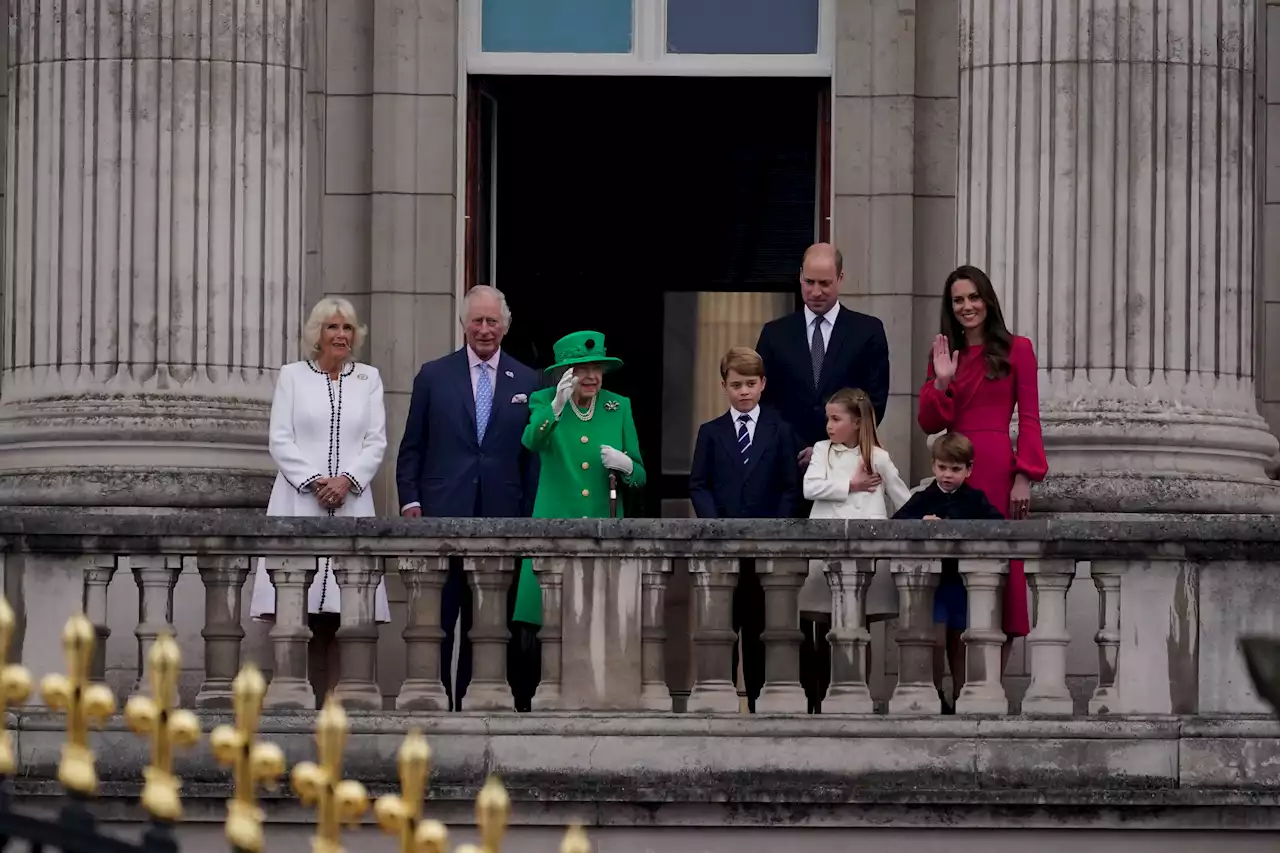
689 346 800 712
396 285 539 711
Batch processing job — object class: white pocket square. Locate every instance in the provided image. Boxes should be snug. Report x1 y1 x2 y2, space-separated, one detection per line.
511 393 528 403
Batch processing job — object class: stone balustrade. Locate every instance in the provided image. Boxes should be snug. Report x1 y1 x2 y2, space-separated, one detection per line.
1 510 1276 719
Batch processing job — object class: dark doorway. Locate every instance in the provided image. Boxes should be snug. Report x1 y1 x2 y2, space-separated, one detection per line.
467 75 827 516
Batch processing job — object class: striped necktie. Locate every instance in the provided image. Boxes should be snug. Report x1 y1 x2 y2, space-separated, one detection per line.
737 413 751 463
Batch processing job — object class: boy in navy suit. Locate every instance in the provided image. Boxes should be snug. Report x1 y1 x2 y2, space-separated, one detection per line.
893 432 1005 714
689 347 800 711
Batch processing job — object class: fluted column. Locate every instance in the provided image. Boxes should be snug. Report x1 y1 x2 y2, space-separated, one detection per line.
957 0 1280 512
3 0 304 507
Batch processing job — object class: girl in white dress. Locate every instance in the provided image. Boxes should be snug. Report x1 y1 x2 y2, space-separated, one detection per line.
799 388 913 708
249 297 391 702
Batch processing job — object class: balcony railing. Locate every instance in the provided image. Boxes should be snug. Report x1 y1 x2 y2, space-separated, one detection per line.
1 510 1276 717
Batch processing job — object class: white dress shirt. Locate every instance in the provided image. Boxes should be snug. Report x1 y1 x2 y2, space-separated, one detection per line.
468 346 502 399
726 404 761 444
803 302 841 349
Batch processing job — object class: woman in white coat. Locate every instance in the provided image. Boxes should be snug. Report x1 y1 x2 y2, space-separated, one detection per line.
249 296 391 703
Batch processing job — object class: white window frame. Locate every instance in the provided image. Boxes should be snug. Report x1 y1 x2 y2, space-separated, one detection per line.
462 0 836 76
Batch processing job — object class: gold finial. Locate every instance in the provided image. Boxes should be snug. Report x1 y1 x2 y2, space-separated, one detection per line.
123 631 202 821
560 825 591 853
374 729 449 853
292 695 370 853
455 776 510 853
211 664 286 853
39 612 116 796
0 596 32 776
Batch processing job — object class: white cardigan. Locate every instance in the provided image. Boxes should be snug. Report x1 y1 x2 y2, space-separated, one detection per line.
799 441 912 614
249 361 391 622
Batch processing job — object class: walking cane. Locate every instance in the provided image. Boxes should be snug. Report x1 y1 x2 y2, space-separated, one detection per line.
608 473 619 518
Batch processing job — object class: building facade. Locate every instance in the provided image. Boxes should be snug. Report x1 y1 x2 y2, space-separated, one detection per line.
3 0 1280 517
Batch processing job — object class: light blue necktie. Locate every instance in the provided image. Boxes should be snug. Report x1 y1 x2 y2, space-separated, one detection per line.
475 363 493 443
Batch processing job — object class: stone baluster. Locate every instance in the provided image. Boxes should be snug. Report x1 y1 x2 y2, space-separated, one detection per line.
395 557 450 711
332 556 385 709
639 558 671 712
956 559 1009 715
532 558 565 710
755 558 808 713
888 559 942 714
464 556 514 710
263 557 318 710
194 555 251 708
822 559 875 714
1089 563 1123 715
81 556 117 683
1022 559 1077 715
130 555 182 696
688 558 740 713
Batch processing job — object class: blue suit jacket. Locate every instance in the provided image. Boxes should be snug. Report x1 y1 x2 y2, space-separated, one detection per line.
395 348 539 518
755 307 889 448
688 406 800 519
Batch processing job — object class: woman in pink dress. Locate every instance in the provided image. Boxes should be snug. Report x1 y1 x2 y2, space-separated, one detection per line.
918 265 1048 673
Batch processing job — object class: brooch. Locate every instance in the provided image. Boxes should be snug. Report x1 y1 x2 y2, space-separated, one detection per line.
605 401 619 411
357 373 368 380
505 370 515 378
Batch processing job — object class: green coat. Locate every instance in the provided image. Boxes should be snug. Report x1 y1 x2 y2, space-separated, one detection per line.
511 387 647 625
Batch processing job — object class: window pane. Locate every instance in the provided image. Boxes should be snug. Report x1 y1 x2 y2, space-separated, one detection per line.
666 0 818 54
482 0 633 53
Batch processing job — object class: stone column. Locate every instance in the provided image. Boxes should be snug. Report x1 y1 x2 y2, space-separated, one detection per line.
1090 563 1123 715
331 556 385 710
263 557 317 710
81 556 117 683
195 555 251 709
532 559 565 711
687 558 740 713
822 559 875 714
888 558 941 715
955 559 1008 715
957 0 1280 512
638 558 671 712
755 558 807 713
463 556 514 711
396 557 450 712
131 555 181 696
1022 559 1076 716
2 0 304 507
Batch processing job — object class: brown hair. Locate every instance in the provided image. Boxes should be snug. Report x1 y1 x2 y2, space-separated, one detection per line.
932 432 975 467
941 265 1013 380
720 346 765 380
826 388 880 474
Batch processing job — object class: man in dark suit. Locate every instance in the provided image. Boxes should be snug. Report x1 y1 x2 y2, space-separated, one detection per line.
756 242 891 466
689 347 800 712
755 242 891 713
396 285 539 711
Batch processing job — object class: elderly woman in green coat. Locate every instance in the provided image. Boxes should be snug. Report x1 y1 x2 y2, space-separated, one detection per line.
511 331 647 628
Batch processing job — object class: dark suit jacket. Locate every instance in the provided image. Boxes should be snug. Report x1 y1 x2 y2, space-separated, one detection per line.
893 481 1004 578
688 406 800 519
755 306 890 448
395 348 539 518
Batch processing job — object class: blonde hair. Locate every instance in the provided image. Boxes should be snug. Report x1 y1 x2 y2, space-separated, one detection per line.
301 297 366 360
719 346 765 380
826 387 880 474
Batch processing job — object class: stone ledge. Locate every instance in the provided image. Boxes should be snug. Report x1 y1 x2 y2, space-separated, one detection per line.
8 714 1280 817
2 510 1280 560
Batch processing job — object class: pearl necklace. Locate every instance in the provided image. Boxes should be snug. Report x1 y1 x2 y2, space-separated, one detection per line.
570 396 596 421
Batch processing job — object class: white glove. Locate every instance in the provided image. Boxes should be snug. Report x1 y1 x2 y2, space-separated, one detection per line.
600 445 633 475
551 370 578 419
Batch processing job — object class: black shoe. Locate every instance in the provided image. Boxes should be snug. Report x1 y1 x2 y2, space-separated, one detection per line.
938 689 955 715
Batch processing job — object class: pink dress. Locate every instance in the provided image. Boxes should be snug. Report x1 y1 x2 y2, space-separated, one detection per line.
918 336 1048 637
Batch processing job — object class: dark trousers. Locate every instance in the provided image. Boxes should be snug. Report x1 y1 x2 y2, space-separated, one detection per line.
440 556 540 711
731 558 766 712
799 614 831 713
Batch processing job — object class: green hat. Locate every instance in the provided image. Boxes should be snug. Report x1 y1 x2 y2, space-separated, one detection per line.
547 330 623 373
